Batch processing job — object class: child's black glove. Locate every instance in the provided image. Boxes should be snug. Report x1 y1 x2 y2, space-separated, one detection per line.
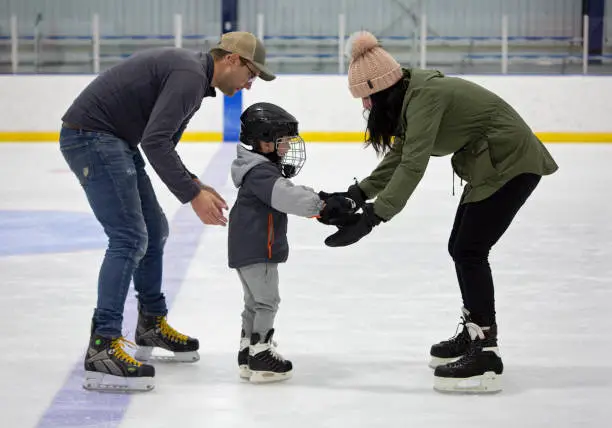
324 203 383 247
317 193 360 226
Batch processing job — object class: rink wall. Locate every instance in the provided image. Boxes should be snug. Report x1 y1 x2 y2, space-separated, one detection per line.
0 74 611 143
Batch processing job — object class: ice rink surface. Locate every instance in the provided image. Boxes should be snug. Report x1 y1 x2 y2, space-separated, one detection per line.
0 142 610 428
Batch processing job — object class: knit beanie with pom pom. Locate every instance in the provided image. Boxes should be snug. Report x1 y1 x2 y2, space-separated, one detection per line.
347 31 403 98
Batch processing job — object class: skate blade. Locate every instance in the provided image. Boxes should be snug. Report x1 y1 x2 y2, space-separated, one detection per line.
433 371 502 393
428 355 462 369
239 365 252 380
83 371 154 392
135 346 200 363
249 369 293 384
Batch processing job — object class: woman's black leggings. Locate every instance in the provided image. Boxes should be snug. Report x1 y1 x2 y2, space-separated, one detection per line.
448 173 541 326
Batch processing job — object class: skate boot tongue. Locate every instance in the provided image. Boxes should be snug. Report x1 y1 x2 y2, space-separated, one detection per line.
465 322 486 341
263 328 275 343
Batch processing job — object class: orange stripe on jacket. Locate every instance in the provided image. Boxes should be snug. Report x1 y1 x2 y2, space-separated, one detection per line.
267 213 274 258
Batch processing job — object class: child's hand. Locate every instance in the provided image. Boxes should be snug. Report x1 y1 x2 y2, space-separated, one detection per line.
317 194 359 226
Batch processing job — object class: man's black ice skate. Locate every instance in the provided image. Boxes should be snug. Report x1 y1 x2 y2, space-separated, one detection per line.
83 334 155 392
134 311 199 363
429 307 472 368
248 329 292 383
433 322 503 393
238 329 251 379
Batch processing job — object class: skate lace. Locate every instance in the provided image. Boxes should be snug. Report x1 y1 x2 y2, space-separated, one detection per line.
157 317 188 344
110 337 142 367
268 343 286 362
445 317 469 344
444 323 487 368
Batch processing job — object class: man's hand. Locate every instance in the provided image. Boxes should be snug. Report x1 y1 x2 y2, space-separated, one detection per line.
190 182 228 226
193 178 228 207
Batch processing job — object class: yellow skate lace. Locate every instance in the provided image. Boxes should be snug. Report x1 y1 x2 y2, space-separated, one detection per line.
110 337 142 367
157 317 188 344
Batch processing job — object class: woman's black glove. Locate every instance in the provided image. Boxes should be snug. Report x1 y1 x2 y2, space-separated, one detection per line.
324 203 383 247
345 184 367 209
317 193 360 226
319 183 367 210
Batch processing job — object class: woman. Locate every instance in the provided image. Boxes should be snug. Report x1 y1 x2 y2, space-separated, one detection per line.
324 31 558 393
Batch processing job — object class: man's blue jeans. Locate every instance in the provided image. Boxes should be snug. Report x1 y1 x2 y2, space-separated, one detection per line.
59 127 169 338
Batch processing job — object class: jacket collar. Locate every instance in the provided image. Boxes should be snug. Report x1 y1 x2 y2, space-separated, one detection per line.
201 52 217 97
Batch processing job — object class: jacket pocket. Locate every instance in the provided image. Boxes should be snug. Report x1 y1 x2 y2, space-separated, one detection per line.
451 139 498 186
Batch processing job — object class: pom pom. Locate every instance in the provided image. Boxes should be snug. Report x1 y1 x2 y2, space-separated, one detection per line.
348 31 379 59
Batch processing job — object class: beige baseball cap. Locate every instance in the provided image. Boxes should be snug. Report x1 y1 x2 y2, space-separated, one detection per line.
212 31 275 81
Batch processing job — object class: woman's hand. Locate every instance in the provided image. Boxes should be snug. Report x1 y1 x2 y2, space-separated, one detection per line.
324 203 383 247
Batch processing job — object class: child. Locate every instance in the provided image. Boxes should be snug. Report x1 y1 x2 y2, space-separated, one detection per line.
228 102 352 383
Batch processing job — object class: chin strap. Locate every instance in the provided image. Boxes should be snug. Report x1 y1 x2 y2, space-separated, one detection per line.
262 151 281 164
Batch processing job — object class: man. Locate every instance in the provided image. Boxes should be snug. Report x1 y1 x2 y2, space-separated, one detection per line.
59 31 275 392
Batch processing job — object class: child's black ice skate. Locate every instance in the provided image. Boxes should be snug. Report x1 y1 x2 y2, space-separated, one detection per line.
248 329 292 383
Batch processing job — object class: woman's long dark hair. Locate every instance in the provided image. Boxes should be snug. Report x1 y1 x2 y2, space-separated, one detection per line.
365 76 409 155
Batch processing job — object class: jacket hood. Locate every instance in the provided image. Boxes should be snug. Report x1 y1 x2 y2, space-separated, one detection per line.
405 67 444 89
231 144 272 188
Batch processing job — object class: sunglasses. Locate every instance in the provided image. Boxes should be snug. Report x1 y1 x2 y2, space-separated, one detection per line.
240 57 258 83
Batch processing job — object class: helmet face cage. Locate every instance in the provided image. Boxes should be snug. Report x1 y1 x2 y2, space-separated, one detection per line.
276 135 306 178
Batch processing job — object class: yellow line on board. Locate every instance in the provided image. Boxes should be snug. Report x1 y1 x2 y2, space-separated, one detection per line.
0 131 611 143
300 132 365 142
0 132 60 142
171 132 223 142
535 132 612 143
0 131 223 143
